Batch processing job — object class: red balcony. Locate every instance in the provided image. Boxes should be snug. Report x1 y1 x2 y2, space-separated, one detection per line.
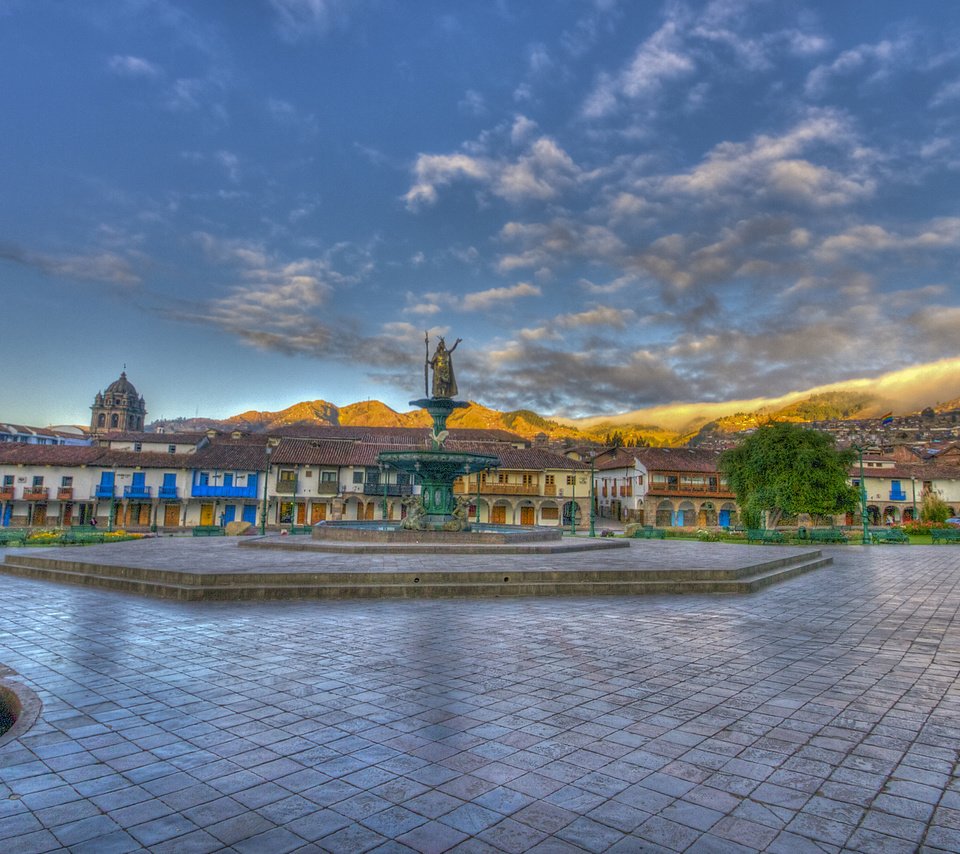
23 487 49 501
58 488 74 500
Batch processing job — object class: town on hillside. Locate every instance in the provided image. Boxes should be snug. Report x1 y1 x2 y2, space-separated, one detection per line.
2 371 960 531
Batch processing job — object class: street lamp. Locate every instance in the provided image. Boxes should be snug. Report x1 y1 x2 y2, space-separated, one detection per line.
570 472 576 536
911 476 917 521
854 445 869 545
475 468 483 525
260 443 273 535
380 462 388 520
589 454 596 538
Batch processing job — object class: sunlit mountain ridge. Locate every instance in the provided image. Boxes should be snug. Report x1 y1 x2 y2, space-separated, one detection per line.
149 357 960 446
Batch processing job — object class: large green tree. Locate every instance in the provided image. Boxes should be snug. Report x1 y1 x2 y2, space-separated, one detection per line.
719 422 859 528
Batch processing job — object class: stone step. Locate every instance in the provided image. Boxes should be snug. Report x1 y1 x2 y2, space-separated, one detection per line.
0 551 830 601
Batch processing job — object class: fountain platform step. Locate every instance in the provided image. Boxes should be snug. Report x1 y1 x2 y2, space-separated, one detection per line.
0 539 830 601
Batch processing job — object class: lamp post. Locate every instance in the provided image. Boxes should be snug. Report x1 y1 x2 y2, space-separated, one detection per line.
380 462 388 520
570 473 577 536
260 443 273 535
589 455 596 538
475 469 483 525
855 445 869 545
911 476 917 521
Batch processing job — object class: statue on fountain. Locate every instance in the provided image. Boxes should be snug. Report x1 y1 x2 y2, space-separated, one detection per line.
426 335 461 399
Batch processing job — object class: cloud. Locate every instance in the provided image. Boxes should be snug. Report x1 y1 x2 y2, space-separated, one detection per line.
268 0 352 41
462 282 541 311
108 55 161 77
403 136 582 210
458 89 487 116
816 218 960 262
658 111 874 208
805 37 909 97
0 243 141 285
555 306 636 328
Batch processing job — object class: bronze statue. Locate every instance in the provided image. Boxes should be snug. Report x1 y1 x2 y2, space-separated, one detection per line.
426 334 461 399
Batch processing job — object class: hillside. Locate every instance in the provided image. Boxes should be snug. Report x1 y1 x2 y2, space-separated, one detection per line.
148 383 958 447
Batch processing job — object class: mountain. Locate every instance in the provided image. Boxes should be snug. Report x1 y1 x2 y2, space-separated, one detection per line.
149 358 960 446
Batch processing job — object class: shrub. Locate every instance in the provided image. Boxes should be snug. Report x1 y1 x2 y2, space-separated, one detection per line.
920 490 951 524
696 529 722 542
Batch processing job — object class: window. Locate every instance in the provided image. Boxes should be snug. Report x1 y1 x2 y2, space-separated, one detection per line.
321 470 337 483
396 473 409 486
199 472 210 485
168 445 176 454
566 475 575 486
353 470 364 484
134 442 142 452
304 469 313 478
522 474 534 486
3 475 13 486
234 474 246 485
97 414 105 427
366 468 380 486
498 472 508 484
61 476 73 487
32 476 44 487
545 474 555 486
111 414 119 428
278 469 296 483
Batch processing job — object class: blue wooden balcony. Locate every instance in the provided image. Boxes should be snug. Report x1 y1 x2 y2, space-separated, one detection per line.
123 485 153 499
191 484 258 498
94 485 115 498
889 489 907 501
158 486 179 499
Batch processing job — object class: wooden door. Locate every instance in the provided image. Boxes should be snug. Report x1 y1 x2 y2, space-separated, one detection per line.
164 505 180 527
364 502 375 520
138 504 151 526
297 502 306 524
31 505 47 526
311 503 326 523
62 503 73 526
491 505 506 524
200 503 214 525
520 506 535 526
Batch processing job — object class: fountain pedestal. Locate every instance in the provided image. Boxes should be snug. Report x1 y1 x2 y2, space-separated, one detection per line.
378 397 497 530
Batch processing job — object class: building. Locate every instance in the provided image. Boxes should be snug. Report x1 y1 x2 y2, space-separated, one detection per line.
594 447 739 527
90 371 147 434
0 426 592 531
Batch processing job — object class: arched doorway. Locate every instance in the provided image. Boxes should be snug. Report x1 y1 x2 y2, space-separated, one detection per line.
656 500 673 527
562 501 581 527
698 502 717 526
678 501 696 526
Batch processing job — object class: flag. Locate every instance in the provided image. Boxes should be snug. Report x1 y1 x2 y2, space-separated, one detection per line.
879 412 894 425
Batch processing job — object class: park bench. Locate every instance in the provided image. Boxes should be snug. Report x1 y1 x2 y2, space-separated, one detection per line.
192 526 225 537
746 529 785 544
0 529 27 546
871 528 909 544
807 528 848 544
61 529 106 545
288 526 313 535
630 526 666 539
932 528 960 544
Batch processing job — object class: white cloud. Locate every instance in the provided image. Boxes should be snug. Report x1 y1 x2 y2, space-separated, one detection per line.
556 306 636 328
404 136 582 210
268 0 351 40
805 38 907 97
108 55 161 77
816 218 960 261
459 89 487 116
462 282 541 311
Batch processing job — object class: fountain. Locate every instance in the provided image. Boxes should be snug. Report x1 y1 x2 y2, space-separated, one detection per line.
379 335 498 531
308 334 567 544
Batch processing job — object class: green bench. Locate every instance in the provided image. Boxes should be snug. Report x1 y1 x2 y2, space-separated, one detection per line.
288 526 313 535
807 528 848 544
192 526 225 537
0 529 27 546
932 528 960 544
871 529 909 544
630 526 666 539
61 530 106 545
747 529 785 544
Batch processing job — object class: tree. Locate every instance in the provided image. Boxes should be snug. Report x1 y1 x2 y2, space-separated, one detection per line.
719 422 859 528
920 489 950 523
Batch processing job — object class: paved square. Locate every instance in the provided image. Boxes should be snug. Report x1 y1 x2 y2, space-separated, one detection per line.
1 544 959 852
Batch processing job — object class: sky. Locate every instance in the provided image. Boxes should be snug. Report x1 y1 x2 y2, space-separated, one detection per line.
2 0 960 426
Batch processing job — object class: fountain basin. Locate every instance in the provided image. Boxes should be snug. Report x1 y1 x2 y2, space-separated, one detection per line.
312 520 563 544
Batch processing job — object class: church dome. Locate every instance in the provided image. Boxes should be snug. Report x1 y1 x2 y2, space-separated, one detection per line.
105 371 138 398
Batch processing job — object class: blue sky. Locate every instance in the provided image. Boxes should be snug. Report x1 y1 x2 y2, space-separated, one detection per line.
3 0 960 426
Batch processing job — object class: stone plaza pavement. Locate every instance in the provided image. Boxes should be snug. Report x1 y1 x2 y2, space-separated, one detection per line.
1 544 959 852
